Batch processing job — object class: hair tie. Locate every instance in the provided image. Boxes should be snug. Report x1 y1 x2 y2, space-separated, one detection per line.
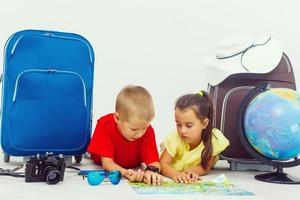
197 91 203 97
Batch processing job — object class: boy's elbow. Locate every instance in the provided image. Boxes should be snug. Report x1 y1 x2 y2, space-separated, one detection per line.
102 162 110 170
90 153 102 165
101 157 113 170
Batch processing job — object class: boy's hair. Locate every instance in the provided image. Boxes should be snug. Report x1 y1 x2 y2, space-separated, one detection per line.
115 85 154 122
175 91 214 170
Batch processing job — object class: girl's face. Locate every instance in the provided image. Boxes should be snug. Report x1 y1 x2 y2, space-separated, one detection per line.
175 108 209 149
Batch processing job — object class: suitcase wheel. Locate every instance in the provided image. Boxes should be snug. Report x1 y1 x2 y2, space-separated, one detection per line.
4 153 10 162
74 155 82 164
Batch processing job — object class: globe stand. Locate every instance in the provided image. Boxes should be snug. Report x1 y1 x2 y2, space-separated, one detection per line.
255 165 300 184
238 83 300 185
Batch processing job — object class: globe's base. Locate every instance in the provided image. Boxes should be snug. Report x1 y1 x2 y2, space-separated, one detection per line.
255 172 300 184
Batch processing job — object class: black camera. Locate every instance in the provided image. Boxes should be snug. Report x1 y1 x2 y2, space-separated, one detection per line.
25 154 66 185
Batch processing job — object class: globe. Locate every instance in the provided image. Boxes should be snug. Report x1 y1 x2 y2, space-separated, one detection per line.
244 88 300 160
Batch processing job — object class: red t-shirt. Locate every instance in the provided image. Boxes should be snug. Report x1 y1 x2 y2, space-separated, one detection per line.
87 113 159 168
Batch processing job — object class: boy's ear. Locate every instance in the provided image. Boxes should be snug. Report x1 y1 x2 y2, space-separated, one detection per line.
113 112 120 124
202 118 209 129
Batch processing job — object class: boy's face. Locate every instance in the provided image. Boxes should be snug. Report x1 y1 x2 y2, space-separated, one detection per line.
114 113 150 141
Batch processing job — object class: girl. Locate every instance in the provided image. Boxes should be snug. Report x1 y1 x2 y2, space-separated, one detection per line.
160 91 229 183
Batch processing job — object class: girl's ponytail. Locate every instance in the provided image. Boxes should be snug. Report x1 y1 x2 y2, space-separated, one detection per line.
199 91 214 169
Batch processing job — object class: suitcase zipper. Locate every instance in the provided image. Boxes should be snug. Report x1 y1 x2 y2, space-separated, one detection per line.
13 69 87 107
220 86 255 133
282 54 292 73
10 33 93 65
208 84 218 128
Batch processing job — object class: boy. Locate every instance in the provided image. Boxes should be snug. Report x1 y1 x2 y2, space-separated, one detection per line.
88 85 162 185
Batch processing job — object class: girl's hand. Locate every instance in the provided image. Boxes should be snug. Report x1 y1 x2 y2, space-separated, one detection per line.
184 170 200 182
171 172 193 184
125 169 144 182
143 170 163 186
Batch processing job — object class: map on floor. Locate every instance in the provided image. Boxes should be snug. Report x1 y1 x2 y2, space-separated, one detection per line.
128 174 253 195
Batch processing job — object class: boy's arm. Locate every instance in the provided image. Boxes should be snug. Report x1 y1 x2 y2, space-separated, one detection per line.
102 157 144 182
146 161 160 170
101 157 127 176
143 161 162 185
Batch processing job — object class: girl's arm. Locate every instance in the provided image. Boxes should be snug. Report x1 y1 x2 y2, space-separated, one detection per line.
160 149 192 183
160 149 178 178
184 155 218 176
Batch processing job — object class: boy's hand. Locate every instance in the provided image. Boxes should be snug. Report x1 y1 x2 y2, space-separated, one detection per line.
125 169 144 182
143 170 163 186
183 170 200 182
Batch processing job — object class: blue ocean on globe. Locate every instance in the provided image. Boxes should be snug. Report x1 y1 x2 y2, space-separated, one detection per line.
244 88 300 160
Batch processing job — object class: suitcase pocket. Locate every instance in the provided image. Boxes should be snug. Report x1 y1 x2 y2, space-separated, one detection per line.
10 69 88 151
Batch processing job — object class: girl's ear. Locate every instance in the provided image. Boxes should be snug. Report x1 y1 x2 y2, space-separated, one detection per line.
113 112 120 124
202 118 209 129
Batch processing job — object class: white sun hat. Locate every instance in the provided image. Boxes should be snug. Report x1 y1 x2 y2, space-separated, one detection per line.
200 35 283 86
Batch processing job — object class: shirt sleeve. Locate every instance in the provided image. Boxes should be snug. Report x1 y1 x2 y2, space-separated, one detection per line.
87 118 114 159
211 128 230 156
140 126 160 165
163 132 179 157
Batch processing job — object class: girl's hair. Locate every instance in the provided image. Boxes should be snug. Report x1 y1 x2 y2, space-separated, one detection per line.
175 91 214 170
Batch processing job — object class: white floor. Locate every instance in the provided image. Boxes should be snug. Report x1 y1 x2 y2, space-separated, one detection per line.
1 153 300 200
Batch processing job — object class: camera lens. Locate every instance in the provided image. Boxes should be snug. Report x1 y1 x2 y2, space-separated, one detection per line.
43 167 61 185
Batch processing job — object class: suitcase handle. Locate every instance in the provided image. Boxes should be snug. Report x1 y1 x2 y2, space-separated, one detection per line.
11 33 94 64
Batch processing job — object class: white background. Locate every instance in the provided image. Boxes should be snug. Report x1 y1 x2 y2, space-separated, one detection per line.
1 1 300 200
0 0 299 144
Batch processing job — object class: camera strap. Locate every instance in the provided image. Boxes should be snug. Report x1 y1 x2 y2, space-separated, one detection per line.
0 165 25 178
66 166 81 171
0 165 81 178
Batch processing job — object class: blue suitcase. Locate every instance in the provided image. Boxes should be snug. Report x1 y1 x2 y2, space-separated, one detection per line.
0 30 94 163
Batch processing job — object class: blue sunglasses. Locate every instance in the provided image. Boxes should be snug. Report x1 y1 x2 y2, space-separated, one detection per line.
78 170 121 185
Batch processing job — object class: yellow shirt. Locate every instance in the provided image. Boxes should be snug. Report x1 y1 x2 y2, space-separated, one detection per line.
163 128 230 171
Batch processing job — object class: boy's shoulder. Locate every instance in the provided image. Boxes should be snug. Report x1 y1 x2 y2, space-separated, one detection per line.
96 113 116 129
98 113 114 122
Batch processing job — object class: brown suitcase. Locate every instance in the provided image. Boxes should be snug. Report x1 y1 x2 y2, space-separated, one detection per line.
208 53 296 163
